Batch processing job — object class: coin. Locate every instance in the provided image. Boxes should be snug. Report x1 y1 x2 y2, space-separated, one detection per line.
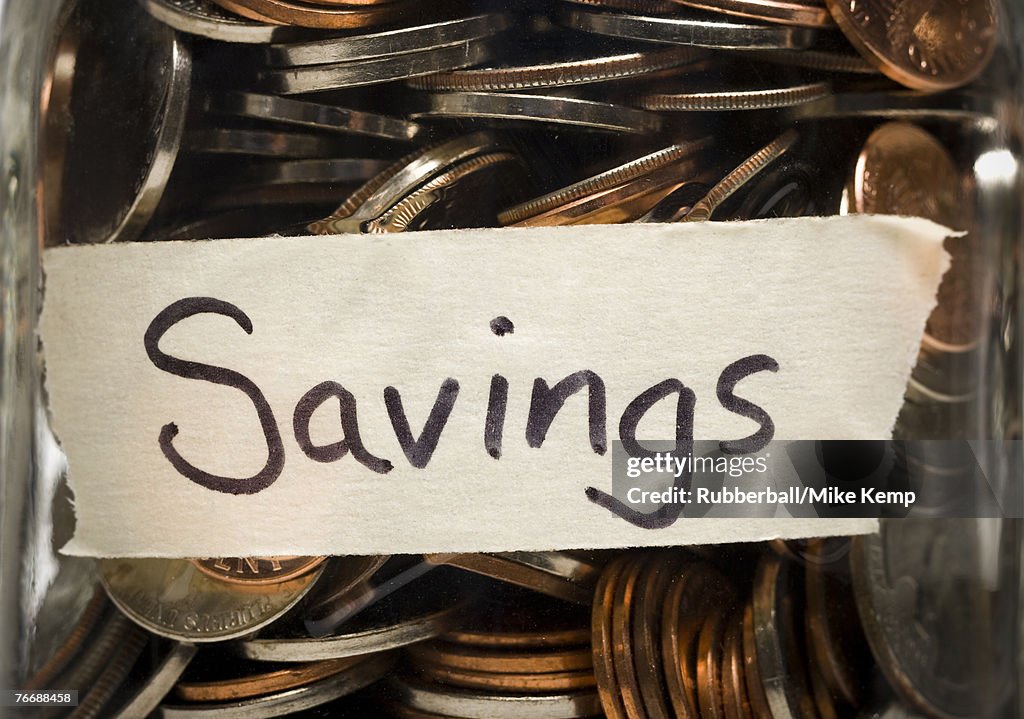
264 14 513 66
174 656 364 701
412 91 663 134
556 7 818 49
209 0 410 30
611 556 647 718
407 45 704 91
99 558 324 642
111 643 198 719
388 675 604 719
499 140 710 225
260 39 494 94
158 652 394 717
23 587 108 690
427 551 601 606
737 47 878 74
742 603 773 719
72 622 150 719
232 158 392 187
822 0 997 91
786 90 998 128
851 520 993 718
685 128 798 221
184 128 355 158
846 122 959 227
669 0 833 27
409 643 593 674
205 92 424 141
143 0 310 43
752 555 817 719
59 0 190 244
192 556 327 585
417 663 597 693
639 81 829 111
593 557 629 719
631 554 680 719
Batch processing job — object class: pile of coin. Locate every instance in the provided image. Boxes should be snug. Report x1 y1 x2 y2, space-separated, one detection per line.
31 0 1013 715
22 521 1010 717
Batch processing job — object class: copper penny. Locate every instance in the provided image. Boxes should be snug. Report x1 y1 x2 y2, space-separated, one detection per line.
632 554 682 719
697 607 728 719
611 555 649 719
174 656 364 702
192 556 326 585
823 0 997 91
210 0 407 29
416 663 597 692
592 557 629 719
670 0 834 28
408 642 593 673
742 603 773 719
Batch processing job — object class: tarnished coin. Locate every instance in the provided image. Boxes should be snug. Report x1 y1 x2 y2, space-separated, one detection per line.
669 0 834 27
59 0 190 244
851 520 995 718
417 664 597 693
823 0 997 91
407 45 704 91
639 81 829 111
174 656 364 701
143 0 309 43
412 91 663 134
592 557 629 719
264 14 513 66
205 92 423 141
209 0 410 30
99 558 324 642
846 122 959 227
556 7 818 49
631 554 681 719
192 556 327 585
610 556 647 718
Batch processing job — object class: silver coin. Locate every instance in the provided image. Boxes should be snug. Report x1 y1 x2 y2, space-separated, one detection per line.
411 91 661 134
264 14 512 66
61 0 190 244
555 7 817 49
157 653 394 718
640 81 830 111
851 520 996 719
112 643 198 719
183 128 352 158
389 676 603 719
236 594 465 662
260 38 495 94
206 92 423 141
141 0 308 43
407 45 704 92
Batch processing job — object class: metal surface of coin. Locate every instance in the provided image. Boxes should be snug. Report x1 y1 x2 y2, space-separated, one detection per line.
112 642 198 719
610 557 646 718
206 92 423 141
234 158 391 187
500 139 709 225
563 0 682 13
237 599 464 661
632 555 680 719
158 652 394 717
260 39 494 94
412 91 662 134
389 676 603 719
209 0 408 30
557 7 818 49
23 587 108 690
407 45 703 91
99 558 324 642
265 14 512 65
640 81 829 111
409 643 593 673
192 556 327 585
697 608 728 719
72 622 150 719
742 602 773 719
823 0 997 91
739 47 878 73
851 520 993 718
670 0 833 27
60 0 190 244
847 122 959 227
752 556 817 719
417 664 597 693
143 0 309 42
787 91 998 128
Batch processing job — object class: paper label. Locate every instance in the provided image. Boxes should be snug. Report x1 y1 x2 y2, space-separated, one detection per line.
40 217 950 557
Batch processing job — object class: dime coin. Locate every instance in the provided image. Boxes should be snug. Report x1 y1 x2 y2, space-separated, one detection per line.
823 0 997 91
99 558 324 642
639 81 829 111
